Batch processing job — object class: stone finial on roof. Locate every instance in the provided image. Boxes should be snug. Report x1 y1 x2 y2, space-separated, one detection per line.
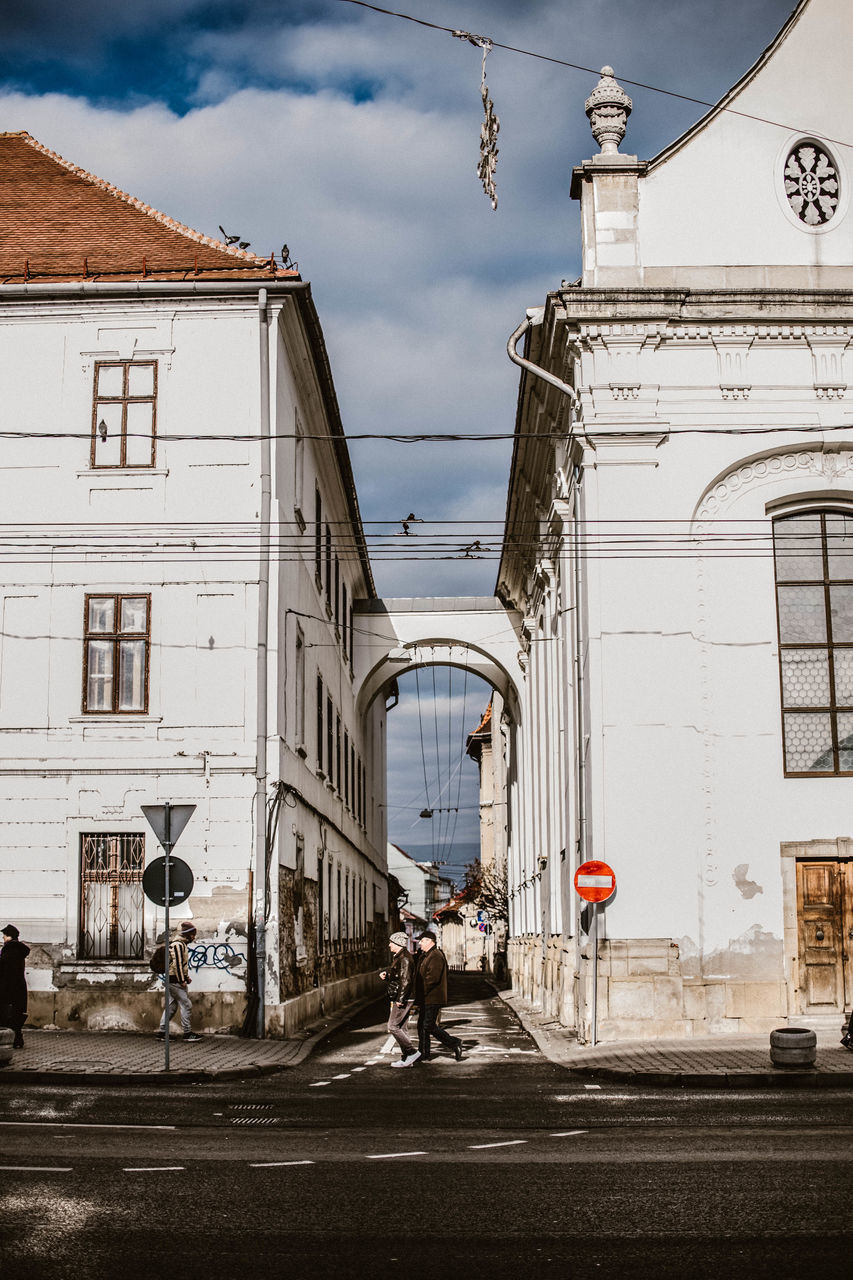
585 66 632 154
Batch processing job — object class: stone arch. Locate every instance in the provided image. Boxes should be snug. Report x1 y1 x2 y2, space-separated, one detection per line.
357 638 521 724
353 598 524 724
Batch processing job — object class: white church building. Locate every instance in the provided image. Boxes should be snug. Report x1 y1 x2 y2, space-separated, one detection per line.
500 0 853 1038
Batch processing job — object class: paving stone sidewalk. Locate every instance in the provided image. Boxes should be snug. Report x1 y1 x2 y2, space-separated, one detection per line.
498 989 853 1088
3 989 853 1088
0 997 378 1085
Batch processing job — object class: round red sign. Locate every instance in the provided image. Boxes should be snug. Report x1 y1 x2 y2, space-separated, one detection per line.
574 860 616 903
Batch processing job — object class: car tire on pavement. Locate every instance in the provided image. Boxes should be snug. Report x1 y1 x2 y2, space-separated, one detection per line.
769 1026 817 1069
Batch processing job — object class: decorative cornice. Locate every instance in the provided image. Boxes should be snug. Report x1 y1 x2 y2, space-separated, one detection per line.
695 448 853 523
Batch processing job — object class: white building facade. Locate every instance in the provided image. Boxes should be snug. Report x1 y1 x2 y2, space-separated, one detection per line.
500 0 853 1038
0 132 388 1036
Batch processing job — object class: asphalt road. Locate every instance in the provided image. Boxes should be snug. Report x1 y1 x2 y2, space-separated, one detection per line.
1 974 851 1279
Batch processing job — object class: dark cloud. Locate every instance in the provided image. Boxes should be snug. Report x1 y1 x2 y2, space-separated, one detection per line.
0 0 799 843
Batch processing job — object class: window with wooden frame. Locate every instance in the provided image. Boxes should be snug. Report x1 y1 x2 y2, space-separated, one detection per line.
79 832 145 959
316 673 325 773
774 510 853 774
294 623 306 753
314 488 323 584
326 694 334 786
335 713 342 795
83 594 151 714
91 360 157 468
341 583 348 659
324 524 332 610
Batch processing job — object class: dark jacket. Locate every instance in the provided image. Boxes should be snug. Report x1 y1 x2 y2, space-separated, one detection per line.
0 938 29 1019
415 946 448 1007
385 947 415 1004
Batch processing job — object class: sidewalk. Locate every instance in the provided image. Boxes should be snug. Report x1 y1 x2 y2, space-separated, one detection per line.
0 996 378 1086
497 989 853 1088
4 988 853 1088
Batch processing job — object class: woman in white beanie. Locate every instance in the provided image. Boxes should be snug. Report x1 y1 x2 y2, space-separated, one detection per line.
379 932 420 1067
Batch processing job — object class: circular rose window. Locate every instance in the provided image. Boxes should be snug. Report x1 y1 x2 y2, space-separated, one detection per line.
784 141 839 225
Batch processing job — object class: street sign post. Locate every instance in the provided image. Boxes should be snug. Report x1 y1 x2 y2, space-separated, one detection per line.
574 860 616 1047
141 803 196 1071
142 856 194 907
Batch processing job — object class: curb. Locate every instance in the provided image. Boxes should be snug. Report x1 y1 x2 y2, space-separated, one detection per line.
562 1064 853 1089
0 993 383 1087
492 985 853 1090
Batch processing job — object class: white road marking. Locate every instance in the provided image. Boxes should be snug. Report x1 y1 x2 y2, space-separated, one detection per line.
380 1035 396 1055
332 1074 351 1080
0 1166 72 1172
466 1046 538 1055
123 1166 185 1172
366 1151 427 1160
249 1160 315 1167
469 1140 527 1150
0 1121 176 1130
584 1085 602 1090
551 1131 587 1137
309 1081 332 1088
351 1067 367 1073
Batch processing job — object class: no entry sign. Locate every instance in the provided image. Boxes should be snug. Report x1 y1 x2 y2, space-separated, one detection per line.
574 860 616 903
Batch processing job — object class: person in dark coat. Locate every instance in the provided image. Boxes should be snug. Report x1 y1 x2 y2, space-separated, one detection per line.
379 931 420 1067
415 930 462 1062
0 924 29 1049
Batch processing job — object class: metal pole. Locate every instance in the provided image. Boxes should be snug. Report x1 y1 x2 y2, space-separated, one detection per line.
590 903 599 1047
163 802 172 1073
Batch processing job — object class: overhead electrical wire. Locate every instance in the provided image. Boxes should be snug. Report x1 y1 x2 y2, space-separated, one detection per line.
5 419 853 442
336 0 853 153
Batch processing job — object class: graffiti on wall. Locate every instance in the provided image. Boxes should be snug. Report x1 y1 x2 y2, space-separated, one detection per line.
188 941 246 973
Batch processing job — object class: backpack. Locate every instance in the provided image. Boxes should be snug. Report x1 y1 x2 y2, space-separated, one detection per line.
149 943 168 975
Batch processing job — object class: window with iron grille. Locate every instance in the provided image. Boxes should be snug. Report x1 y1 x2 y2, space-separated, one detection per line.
79 832 145 959
83 594 151 713
91 360 157 468
773 510 853 774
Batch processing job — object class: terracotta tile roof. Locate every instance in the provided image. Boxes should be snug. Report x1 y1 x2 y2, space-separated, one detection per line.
466 698 492 760
0 132 298 283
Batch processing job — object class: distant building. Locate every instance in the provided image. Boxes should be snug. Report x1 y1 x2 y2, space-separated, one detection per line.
501 0 853 1038
0 132 388 1036
386 842 453 929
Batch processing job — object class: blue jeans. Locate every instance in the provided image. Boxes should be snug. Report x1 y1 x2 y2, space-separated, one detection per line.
417 1004 459 1059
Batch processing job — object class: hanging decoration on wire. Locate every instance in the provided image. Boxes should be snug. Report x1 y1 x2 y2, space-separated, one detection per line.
453 30 500 210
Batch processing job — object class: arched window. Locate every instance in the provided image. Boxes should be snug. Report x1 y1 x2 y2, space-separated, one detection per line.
773 510 853 775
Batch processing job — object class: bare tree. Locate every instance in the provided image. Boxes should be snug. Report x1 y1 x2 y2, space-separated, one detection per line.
462 858 508 924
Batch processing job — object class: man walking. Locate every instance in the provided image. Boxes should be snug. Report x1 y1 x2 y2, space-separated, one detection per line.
380 931 420 1067
158 920 202 1042
415 930 462 1062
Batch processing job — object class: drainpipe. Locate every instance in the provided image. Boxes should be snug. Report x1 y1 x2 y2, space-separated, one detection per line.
255 286 272 1037
506 310 586 1032
507 311 579 407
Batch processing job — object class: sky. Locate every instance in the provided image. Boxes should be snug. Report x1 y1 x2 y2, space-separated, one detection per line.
0 0 797 882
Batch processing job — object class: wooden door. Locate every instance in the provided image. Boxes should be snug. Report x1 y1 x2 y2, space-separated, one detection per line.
796 860 853 1010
